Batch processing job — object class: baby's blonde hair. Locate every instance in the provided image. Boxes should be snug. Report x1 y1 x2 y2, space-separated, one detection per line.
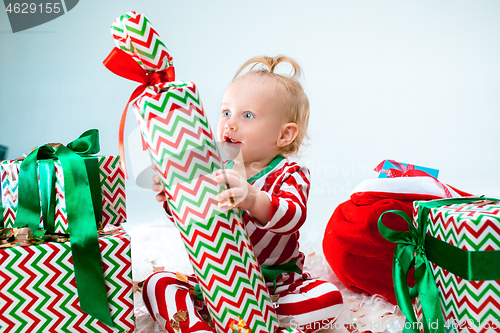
233 56 310 156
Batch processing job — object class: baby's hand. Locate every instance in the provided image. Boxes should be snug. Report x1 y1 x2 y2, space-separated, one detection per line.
214 169 253 211
152 174 167 202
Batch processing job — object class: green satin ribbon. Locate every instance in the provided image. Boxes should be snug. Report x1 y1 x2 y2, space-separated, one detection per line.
15 129 114 327
378 197 500 333
67 130 103 228
39 160 56 234
261 259 301 294
194 283 204 301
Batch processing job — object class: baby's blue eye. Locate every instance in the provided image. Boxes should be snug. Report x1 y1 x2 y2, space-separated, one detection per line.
222 110 231 117
243 112 255 119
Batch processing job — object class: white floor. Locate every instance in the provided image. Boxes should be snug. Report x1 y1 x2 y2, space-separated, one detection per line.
122 182 500 332
122 187 406 333
123 183 500 282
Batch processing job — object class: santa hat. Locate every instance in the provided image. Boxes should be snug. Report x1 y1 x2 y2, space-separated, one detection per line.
323 177 470 304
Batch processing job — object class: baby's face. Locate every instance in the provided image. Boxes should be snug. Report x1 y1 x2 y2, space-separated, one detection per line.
218 75 287 166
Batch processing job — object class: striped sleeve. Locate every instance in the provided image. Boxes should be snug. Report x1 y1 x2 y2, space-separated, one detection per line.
257 165 310 235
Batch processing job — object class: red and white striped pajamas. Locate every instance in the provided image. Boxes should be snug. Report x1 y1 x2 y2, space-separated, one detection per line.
142 155 343 332
143 272 214 333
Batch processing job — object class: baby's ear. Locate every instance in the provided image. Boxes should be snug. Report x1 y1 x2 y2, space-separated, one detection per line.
279 123 299 147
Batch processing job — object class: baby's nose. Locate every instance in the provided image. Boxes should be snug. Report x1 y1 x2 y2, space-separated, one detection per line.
225 118 238 131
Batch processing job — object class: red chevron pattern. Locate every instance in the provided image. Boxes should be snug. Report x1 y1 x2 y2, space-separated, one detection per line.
0 156 126 232
1 160 22 228
111 11 173 72
98 156 127 228
109 11 278 332
413 200 500 333
0 228 134 333
54 162 67 232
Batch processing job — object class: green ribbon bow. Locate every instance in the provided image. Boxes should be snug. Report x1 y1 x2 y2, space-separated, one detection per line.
378 197 500 333
15 129 114 327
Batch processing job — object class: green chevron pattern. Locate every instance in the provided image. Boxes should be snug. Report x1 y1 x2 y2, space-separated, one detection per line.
0 228 134 332
413 201 500 333
1 160 22 228
110 11 279 332
0 156 126 234
134 82 279 333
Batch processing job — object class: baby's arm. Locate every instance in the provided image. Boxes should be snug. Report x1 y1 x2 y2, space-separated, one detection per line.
215 165 310 232
255 165 310 234
214 169 269 226
237 182 272 226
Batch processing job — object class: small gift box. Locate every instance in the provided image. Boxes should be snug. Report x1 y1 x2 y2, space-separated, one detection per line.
0 129 126 233
378 197 500 333
374 160 439 179
0 226 134 332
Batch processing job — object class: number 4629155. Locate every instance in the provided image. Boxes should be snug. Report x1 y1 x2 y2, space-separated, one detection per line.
5 3 61 14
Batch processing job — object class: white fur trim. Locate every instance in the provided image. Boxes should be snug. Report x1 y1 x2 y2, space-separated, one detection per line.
352 177 460 197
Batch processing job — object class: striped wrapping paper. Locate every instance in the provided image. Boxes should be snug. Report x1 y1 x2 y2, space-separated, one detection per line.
0 227 134 333
0 156 126 233
413 200 500 333
108 11 279 333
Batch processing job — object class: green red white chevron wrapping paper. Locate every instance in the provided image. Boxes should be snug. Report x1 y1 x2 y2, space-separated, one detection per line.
0 227 134 333
413 201 500 332
133 83 278 333
109 11 279 333
0 156 126 233
111 11 172 72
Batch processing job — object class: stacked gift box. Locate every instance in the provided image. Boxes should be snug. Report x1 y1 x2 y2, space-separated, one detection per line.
379 197 500 333
0 130 134 333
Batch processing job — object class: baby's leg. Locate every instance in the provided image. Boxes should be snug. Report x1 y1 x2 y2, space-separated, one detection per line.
142 271 214 333
274 278 343 333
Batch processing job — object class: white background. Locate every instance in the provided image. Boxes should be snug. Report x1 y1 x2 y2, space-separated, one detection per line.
1 1 499 279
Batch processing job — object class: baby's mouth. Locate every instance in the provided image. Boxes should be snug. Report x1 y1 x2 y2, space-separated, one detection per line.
223 134 242 144
220 133 241 160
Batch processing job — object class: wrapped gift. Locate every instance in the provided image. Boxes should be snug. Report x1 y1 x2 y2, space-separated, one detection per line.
1 130 126 233
104 11 278 333
0 226 134 332
0 129 127 328
374 160 439 179
378 197 500 333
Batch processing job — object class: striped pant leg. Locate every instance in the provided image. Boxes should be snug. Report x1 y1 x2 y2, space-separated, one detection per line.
142 271 215 333
275 278 343 333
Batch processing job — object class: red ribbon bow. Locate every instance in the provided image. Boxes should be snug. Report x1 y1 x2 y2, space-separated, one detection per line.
103 47 175 178
382 160 431 178
374 160 452 197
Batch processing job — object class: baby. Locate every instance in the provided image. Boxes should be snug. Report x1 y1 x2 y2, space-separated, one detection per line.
145 56 343 333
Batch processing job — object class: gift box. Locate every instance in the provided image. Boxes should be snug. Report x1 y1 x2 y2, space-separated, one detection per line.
374 160 439 179
0 130 126 232
0 226 135 333
378 197 500 333
1 130 129 331
105 12 278 333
